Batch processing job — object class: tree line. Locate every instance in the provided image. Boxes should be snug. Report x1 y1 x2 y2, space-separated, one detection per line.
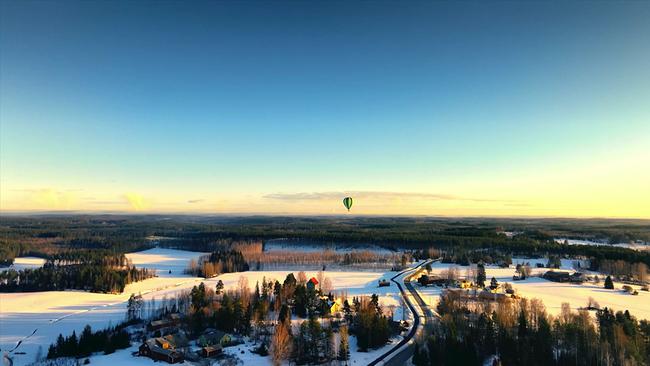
47 321 134 360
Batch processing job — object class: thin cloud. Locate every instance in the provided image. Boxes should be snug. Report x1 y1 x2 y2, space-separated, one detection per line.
263 191 514 203
123 192 151 211
187 199 205 204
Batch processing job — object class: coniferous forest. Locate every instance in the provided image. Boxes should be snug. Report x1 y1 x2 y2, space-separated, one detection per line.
0 252 154 293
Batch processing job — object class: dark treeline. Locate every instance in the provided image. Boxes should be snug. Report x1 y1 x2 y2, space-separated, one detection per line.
47 321 133 359
0 252 154 293
413 292 650 366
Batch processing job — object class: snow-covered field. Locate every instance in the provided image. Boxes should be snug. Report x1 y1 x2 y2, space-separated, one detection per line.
555 238 650 251
0 248 410 366
415 260 650 320
0 248 207 366
1 257 46 272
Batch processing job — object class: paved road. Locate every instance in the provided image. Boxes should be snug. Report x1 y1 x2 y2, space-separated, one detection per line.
368 260 438 366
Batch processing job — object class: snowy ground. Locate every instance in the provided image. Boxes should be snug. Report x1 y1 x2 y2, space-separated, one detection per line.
1 257 46 272
0 248 412 366
554 238 650 251
0 248 207 366
125 247 209 277
415 260 650 320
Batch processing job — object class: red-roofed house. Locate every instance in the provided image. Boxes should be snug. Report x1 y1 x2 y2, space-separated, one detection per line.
307 277 319 291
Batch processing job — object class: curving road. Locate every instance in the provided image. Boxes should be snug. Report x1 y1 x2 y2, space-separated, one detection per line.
368 260 438 366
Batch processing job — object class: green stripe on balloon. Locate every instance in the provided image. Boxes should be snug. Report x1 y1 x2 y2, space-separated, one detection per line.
343 197 353 211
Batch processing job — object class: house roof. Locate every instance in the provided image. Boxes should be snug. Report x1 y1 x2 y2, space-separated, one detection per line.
308 277 319 285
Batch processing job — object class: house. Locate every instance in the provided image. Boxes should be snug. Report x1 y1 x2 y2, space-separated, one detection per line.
139 338 184 364
155 337 171 349
163 333 189 349
201 345 222 358
418 274 447 286
199 329 233 347
307 277 319 291
147 313 182 332
148 319 174 332
378 279 391 287
328 298 342 314
460 280 472 289
543 271 584 283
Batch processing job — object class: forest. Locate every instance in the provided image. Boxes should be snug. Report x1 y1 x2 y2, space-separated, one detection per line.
412 292 650 366
1 215 649 278
0 252 154 293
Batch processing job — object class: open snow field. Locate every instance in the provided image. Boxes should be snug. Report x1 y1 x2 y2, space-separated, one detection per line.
1 247 409 366
416 260 650 320
554 238 650 251
0 248 207 366
1 257 46 272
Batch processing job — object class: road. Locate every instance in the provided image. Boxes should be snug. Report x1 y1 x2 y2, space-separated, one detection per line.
368 260 438 366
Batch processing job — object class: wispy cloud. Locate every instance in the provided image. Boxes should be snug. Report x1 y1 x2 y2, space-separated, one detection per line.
187 199 205 204
15 188 80 208
123 192 151 211
263 191 514 203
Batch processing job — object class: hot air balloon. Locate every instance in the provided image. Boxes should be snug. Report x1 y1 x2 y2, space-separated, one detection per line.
343 197 353 211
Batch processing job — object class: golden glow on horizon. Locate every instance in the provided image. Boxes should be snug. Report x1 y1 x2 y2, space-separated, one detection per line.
2 144 648 219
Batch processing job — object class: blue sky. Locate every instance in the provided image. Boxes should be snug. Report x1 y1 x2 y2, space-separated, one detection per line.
1 1 649 217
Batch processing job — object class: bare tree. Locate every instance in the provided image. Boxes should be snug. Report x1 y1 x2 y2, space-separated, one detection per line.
298 271 307 285
322 277 333 294
271 322 292 366
317 270 325 291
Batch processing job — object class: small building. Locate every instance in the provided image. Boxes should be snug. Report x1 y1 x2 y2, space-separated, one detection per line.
328 298 342 314
418 274 447 286
201 345 222 358
307 277 319 291
460 280 472 289
543 271 584 283
378 279 391 287
139 339 184 364
163 333 189 349
147 313 182 332
155 337 171 349
199 330 233 347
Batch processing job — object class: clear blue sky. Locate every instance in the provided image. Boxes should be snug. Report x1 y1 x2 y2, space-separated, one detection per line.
1 1 649 217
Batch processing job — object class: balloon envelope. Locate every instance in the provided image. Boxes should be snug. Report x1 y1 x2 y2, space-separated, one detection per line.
343 197 353 211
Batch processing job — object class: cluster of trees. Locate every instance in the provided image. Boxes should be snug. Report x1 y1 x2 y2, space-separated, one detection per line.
228 240 401 271
186 249 249 277
47 322 132 359
596 260 648 282
350 295 393 351
413 292 650 366
0 253 154 293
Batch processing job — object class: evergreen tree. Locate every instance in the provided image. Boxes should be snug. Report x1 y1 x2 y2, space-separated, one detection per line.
338 325 350 363
477 263 486 287
604 275 614 289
